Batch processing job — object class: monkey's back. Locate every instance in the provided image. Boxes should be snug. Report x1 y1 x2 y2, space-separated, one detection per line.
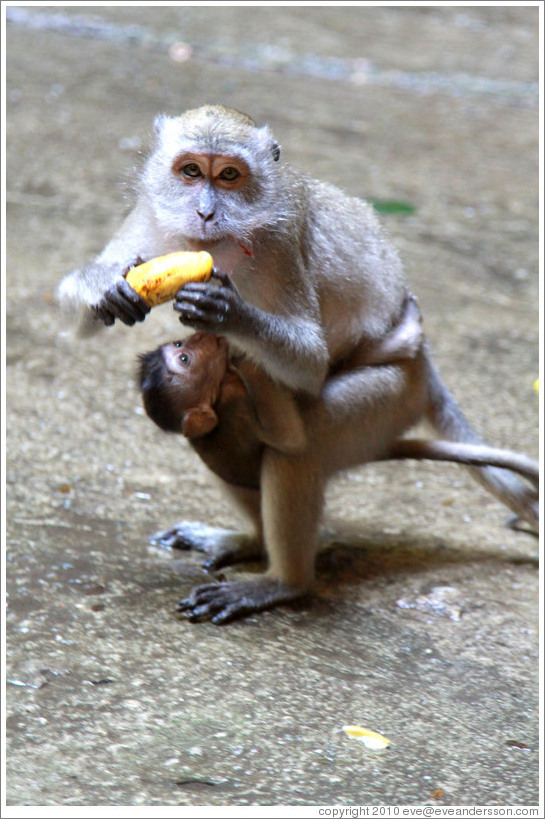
298 174 409 360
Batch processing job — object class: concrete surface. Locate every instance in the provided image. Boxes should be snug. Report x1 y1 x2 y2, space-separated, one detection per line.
4 4 541 810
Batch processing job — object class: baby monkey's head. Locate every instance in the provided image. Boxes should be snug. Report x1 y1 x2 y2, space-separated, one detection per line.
138 332 228 438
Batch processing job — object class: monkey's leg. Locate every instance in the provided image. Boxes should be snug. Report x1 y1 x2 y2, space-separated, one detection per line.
316 358 428 472
177 450 322 623
363 293 423 366
152 484 265 571
179 363 427 623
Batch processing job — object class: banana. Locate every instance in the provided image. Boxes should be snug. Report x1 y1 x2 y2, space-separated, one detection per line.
125 251 214 307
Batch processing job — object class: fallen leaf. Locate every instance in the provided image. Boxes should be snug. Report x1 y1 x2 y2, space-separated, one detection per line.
343 725 390 749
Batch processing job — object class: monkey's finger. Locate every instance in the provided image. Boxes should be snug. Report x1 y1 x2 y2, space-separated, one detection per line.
211 268 234 289
114 278 152 320
101 293 137 326
211 605 253 625
175 281 227 298
101 280 151 325
174 300 229 330
149 531 188 550
174 300 214 319
179 270 236 297
174 295 230 317
177 583 223 603
175 314 219 333
122 256 146 276
92 304 116 326
177 592 262 625
175 286 218 303
174 284 231 306
176 584 224 617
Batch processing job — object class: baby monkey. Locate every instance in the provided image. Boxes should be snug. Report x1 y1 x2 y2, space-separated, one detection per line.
139 332 305 489
139 297 538 591
139 294 427 491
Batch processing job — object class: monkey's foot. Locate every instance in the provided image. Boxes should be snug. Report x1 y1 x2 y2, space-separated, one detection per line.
176 577 308 624
506 512 539 535
149 521 263 570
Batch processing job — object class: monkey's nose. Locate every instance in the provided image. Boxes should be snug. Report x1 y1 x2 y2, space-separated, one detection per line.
197 208 215 223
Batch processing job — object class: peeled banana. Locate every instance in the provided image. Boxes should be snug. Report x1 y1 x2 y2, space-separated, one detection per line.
125 251 214 307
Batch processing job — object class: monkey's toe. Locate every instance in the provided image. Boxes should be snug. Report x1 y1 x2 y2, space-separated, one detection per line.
176 578 308 624
150 521 231 551
149 521 264 566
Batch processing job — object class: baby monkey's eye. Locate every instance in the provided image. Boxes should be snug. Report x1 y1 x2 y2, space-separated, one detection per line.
219 166 240 181
179 353 190 365
173 341 183 348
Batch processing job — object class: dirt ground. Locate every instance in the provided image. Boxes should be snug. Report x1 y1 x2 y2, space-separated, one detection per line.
3 4 541 810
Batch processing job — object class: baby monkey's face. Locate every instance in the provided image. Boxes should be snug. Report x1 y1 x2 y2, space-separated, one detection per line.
139 332 229 433
162 332 224 374
161 333 228 407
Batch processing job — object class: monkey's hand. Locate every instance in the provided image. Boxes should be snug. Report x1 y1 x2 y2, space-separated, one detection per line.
173 269 251 334
92 277 151 327
176 577 308 624
174 268 329 395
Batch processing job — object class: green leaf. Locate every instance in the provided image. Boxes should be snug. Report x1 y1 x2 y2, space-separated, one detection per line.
370 199 416 215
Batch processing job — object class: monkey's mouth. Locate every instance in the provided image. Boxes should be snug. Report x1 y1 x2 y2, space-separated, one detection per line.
198 226 225 243
193 215 232 243
185 227 224 247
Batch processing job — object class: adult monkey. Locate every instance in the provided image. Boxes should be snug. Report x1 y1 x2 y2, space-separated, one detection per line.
138 332 538 504
58 105 539 623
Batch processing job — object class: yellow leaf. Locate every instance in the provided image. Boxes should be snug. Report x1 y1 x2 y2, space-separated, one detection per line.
342 725 390 749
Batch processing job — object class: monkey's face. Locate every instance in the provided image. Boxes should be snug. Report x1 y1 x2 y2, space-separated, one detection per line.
168 152 252 242
143 107 282 243
138 333 228 433
162 334 228 404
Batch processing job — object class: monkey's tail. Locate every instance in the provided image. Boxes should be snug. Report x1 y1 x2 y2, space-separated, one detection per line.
422 348 539 532
386 439 539 488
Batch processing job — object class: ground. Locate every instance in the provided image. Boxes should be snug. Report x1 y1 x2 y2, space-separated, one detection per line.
4 4 541 809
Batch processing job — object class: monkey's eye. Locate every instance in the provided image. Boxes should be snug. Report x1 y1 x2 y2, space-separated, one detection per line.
179 353 190 365
173 341 183 348
181 163 202 179
219 166 240 182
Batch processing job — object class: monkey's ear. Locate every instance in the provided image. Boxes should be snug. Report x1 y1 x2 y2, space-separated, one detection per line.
271 142 281 162
181 405 218 439
153 113 168 134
